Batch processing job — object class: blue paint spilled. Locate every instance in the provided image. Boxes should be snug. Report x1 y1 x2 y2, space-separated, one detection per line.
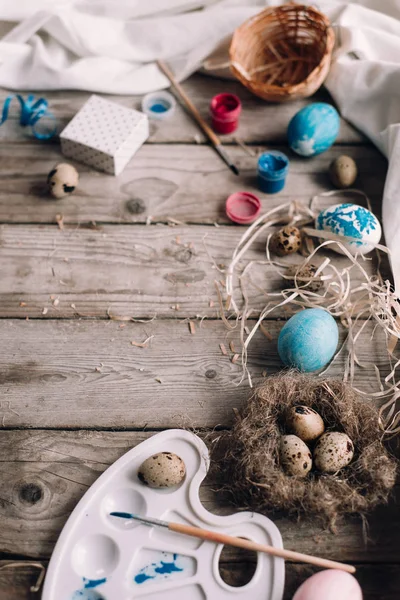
84 578 107 589
135 572 155 584
71 590 104 600
154 559 183 575
71 577 106 599
133 551 185 585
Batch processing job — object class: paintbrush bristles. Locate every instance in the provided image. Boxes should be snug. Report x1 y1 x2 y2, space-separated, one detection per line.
110 512 168 528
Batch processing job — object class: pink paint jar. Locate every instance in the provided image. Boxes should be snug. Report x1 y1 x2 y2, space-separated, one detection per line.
210 93 242 134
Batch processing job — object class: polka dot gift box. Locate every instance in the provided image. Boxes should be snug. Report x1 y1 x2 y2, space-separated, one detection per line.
60 95 149 176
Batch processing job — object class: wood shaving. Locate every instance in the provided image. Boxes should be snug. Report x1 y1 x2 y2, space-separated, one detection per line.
168 217 185 226
219 343 228 356
55 214 64 230
234 136 257 157
53 298 59 307
260 323 273 341
106 309 157 323
189 321 196 335
131 335 154 348
229 341 235 353
231 353 240 364
42 308 48 315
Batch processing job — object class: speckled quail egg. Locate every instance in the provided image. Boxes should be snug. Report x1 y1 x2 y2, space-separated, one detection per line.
47 162 79 199
280 434 312 477
313 432 354 473
329 155 358 188
285 263 324 293
270 226 302 257
286 405 325 442
138 452 186 488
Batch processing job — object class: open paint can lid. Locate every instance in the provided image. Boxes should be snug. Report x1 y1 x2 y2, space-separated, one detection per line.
142 91 176 120
226 191 261 224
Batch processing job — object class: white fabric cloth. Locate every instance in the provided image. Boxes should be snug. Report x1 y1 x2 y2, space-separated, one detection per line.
0 0 399 286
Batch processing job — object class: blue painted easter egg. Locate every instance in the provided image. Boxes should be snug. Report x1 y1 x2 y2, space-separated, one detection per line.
278 308 338 372
316 203 382 255
288 103 340 157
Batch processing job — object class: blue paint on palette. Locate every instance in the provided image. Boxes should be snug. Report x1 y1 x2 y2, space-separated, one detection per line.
84 578 107 589
71 590 104 600
71 577 106 599
134 551 185 585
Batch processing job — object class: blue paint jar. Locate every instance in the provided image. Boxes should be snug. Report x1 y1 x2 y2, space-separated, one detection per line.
257 151 289 194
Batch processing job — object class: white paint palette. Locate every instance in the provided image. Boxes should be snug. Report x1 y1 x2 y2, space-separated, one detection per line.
42 430 285 600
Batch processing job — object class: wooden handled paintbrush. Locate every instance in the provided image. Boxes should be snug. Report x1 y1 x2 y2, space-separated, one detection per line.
110 512 355 574
156 60 239 176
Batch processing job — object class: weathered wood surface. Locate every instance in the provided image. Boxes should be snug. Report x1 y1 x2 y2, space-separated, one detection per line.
0 144 386 225
0 430 398 561
0 223 390 320
0 68 395 600
0 75 365 145
0 319 391 429
1 561 398 600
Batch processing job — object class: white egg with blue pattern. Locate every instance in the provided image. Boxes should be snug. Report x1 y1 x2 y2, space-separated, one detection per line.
288 103 340 157
316 203 382 255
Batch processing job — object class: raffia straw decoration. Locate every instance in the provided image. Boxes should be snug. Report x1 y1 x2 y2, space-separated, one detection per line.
219 371 397 529
230 4 335 102
218 191 400 438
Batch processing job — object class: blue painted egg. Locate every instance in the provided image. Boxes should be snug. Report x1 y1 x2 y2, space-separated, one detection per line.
316 203 382 255
288 103 340 157
278 308 338 372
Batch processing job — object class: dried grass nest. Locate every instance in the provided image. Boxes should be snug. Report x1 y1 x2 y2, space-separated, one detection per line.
220 372 397 529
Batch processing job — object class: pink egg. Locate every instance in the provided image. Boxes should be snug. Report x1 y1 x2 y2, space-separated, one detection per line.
293 570 363 600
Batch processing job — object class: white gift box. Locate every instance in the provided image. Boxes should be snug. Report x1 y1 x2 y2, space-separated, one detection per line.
60 95 149 176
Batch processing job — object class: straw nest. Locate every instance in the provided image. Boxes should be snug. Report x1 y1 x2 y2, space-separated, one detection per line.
230 4 335 102
220 372 397 529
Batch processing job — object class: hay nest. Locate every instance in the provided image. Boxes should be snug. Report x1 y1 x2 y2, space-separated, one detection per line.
221 372 397 529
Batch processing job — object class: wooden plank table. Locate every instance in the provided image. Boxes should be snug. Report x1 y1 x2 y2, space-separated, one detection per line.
0 75 398 599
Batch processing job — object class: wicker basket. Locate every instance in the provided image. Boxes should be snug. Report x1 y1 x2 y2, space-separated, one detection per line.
230 4 335 102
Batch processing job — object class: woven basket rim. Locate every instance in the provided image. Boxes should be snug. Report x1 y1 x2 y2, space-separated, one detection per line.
229 3 335 99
